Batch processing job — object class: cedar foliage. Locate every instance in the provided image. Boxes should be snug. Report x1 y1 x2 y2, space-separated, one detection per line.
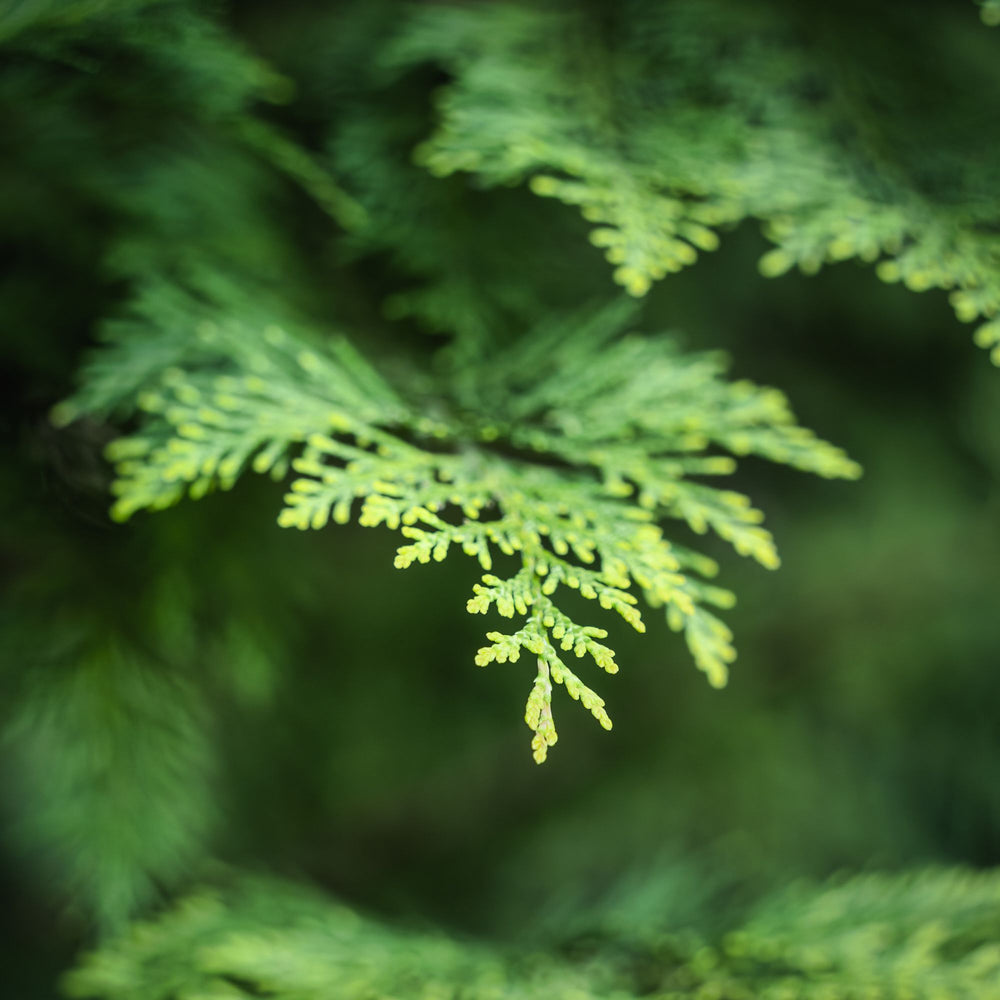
3 0 1000 996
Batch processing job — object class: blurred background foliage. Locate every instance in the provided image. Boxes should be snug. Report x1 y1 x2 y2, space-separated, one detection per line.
2 0 1000 996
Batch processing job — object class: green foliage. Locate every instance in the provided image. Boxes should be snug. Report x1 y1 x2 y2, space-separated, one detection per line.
396 1 1000 360
4 0 1000 996
0 477 293 931
62 875 618 1000
65 287 858 761
63 867 1000 999
712 869 1000 999
4 641 215 934
979 1 1000 28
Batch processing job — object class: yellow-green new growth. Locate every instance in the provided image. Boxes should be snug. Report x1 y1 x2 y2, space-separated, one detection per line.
392 1 1000 360
96 302 859 763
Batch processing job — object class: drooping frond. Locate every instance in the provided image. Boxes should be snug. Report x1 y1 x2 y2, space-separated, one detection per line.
83 294 858 762
391 0 1000 359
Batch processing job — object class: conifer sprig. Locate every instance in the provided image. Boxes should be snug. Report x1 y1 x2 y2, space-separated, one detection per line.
391 1 1000 360
99 304 859 762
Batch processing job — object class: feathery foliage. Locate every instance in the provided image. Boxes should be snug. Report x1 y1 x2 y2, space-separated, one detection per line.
60 287 859 761
64 867 1000 999
396 1 1000 361
3 0 1000 995
4 641 214 933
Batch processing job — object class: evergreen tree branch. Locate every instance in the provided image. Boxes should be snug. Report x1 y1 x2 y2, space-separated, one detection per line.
83 300 858 761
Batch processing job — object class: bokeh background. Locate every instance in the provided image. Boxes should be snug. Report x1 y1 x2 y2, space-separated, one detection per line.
2 0 1000 996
